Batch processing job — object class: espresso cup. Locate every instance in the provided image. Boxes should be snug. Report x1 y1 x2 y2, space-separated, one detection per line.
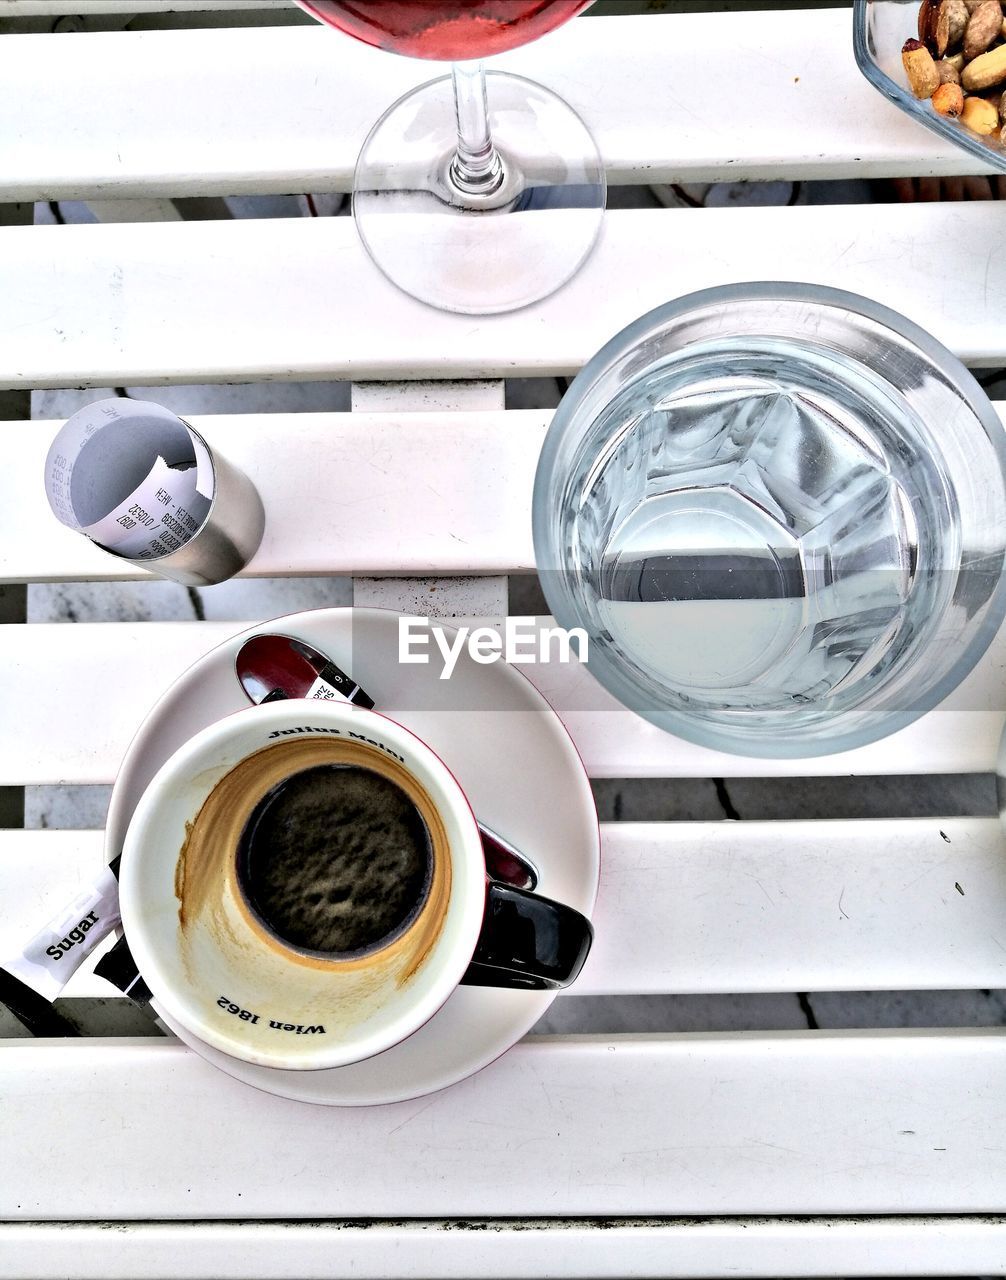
118 701 593 1071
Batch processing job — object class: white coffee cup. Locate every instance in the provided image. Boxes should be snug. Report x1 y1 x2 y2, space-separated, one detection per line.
118 700 592 1071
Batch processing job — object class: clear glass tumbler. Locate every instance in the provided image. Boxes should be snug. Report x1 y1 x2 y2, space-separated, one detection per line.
533 283 1006 758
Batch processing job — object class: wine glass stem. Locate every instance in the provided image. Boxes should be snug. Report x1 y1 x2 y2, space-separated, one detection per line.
450 61 504 197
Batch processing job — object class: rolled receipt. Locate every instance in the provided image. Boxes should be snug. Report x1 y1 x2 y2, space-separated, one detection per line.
45 399 264 586
4 863 121 1002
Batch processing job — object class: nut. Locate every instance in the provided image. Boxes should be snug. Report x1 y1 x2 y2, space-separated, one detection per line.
911 0 1006 126
919 0 938 42
963 0 1002 59
962 43 1006 88
903 37 941 97
936 0 969 53
932 80 966 113
960 92 1000 130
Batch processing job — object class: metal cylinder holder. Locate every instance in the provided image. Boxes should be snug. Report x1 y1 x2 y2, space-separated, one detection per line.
44 398 265 587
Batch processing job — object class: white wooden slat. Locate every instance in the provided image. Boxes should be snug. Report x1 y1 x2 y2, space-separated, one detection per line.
3 1217 1006 1280
590 818 1006 994
534 638 1006 778
1 621 1002 782
348 382 511 618
0 622 241 785
11 401 1006 582
348 380 505 412
4 205 1006 390
4 411 543 582
6 819 1006 998
2 1033 1005 1217
0 11 988 202
352 577 508 617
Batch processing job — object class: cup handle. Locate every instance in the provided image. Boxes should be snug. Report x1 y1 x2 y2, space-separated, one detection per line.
461 883 593 990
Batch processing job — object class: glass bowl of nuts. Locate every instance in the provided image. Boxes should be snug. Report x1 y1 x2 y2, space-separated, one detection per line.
854 0 1006 171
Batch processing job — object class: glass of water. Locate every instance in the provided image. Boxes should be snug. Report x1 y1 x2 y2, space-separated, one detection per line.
533 283 1006 757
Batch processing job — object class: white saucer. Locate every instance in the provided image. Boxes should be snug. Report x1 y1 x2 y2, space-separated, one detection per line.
105 607 600 1106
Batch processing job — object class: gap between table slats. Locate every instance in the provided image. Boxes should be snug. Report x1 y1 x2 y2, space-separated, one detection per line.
1 1034 1005 1217
0 10 986 199
3 205 1006 388
3 819 1005 997
2 1216 1005 1280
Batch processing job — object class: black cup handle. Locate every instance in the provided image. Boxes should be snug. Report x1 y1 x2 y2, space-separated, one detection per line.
461 883 593 990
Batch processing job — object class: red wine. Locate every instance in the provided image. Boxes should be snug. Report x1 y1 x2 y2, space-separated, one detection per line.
297 1 590 61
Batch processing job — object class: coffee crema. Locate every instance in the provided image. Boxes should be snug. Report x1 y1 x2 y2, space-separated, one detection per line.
175 736 451 981
237 763 433 956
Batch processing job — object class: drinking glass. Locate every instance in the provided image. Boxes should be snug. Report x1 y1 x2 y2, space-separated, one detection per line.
295 1 605 314
533 283 1006 758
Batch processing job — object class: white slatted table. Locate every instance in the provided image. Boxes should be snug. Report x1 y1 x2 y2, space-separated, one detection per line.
2 4 1006 1278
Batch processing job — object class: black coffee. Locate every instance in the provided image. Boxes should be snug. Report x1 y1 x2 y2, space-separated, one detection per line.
237 764 433 956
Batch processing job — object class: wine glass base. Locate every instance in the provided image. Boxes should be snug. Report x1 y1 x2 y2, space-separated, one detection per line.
353 71 606 315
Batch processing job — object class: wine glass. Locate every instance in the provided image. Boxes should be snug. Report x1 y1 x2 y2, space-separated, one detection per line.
295 1 605 314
